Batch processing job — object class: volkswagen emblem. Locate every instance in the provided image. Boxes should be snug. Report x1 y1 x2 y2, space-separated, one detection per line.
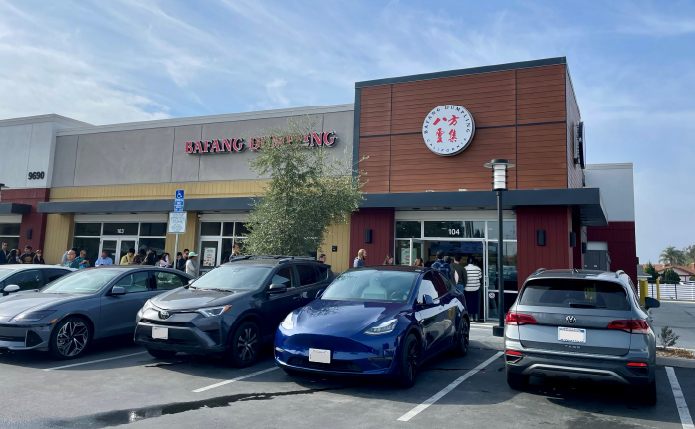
566 316 576 324
159 310 170 320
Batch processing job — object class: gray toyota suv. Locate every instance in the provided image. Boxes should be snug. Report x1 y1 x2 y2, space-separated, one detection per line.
504 269 660 405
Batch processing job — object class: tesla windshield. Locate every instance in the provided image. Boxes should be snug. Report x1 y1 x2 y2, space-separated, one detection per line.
321 270 417 303
41 270 122 294
191 266 271 290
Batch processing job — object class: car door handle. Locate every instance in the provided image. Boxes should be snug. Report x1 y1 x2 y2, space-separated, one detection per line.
293 295 302 300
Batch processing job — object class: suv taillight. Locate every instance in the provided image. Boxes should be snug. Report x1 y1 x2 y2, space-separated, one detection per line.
506 312 537 325
606 320 649 334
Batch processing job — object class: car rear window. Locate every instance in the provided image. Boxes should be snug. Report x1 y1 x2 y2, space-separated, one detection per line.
519 279 630 311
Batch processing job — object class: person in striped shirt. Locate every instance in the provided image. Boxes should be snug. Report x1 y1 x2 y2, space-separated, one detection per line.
465 257 483 322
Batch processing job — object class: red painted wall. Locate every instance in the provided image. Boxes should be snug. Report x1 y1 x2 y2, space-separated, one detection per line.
572 214 584 270
587 222 637 284
517 206 573 287
349 209 394 267
2 188 50 253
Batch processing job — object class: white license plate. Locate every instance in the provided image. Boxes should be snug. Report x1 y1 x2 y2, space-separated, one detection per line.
152 326 169 340
558 327 586 343
309 348 331 363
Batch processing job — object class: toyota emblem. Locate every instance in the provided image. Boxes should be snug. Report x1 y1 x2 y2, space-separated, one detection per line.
566 316 576 324
159 310 170 320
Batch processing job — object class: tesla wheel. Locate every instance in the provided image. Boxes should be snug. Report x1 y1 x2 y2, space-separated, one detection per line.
506 367 529 390
635 378 657 406
50 317 91 360
454 317 469 357
227 321 260 368
397 333 420 388
147 349 177 359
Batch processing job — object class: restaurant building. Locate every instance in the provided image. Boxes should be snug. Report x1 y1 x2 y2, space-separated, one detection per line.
0 57 636 320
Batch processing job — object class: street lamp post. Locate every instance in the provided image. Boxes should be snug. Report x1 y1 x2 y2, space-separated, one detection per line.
484 160 515 337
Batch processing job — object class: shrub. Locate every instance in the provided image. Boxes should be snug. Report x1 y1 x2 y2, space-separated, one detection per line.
659 326 679 348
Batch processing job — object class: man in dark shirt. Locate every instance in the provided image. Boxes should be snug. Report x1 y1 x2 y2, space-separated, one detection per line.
431 250 452 279
0 242 8 265
19 245 36 264
450 255 468 293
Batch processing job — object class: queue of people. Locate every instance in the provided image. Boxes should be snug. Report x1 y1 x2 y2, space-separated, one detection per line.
0 243 45 265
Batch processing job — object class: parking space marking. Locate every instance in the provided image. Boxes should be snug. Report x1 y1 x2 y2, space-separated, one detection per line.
43 351 148 371
397 351 503 422
192 367 279 393
666 367 695 429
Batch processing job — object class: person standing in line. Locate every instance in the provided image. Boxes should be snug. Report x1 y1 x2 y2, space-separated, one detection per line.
6 249 19 264
353 249 367 268
431 250 452 279
464 257 483 322
120 248 136 265
413 257 424 267
450 255 468 294
63 250 80 269
77 250 90 269
159 252 171 268
130 254 142 265
176 252 186 271
0 242 9 265
317 254 326 263
95 251 113 266
383 255 394 265
228 243 241 262
185 252 198 276
18 245 36 264
61 248 75 265
33 250 45 264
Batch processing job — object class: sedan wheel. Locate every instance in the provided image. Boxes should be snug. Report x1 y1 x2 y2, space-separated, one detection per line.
455 318 469 357
50 317 91 360
228 321 260 368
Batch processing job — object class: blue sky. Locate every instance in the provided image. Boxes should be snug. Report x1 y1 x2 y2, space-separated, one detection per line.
1 0 693 263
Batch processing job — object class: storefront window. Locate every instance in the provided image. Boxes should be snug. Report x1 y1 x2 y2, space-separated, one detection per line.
235 222 249 236
487 221 517 240
396 221 421 239
140 223 167 237
487 242 518 320
424 221 485 238
139 238 166 259
222 222 235 236
102 223 138 236
201 222 221 236
74 223 101 236
0 222 21 252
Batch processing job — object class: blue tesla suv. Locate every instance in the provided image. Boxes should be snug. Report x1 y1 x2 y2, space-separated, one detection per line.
274 266 470 387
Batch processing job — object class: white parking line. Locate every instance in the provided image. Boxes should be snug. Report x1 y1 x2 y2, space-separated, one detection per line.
397 351 503 422
192 367 279 393
666 367 695 429
43 351 148 371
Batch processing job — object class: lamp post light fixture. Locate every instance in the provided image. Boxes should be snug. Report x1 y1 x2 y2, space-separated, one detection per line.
483 159 515 337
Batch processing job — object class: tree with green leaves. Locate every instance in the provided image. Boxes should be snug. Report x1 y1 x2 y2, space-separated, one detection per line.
661 268 682 285
644 262 659 283
243 117 364 256
660 246 685 266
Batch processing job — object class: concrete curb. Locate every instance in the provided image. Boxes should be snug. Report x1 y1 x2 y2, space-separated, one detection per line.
657 356 695 369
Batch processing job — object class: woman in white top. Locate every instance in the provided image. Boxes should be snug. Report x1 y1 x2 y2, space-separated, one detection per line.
158 252 171 268
185 252 198 276
464 257 483 322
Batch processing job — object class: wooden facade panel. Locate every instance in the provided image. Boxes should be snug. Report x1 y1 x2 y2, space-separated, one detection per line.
359 86 391 136
358 136 390 193
516 65 566 125
516 123 568 189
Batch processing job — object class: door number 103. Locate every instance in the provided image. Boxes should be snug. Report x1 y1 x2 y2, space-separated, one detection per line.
28 171 45 180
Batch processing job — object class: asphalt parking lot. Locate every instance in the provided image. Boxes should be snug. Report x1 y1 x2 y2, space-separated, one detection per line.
1 324 694 429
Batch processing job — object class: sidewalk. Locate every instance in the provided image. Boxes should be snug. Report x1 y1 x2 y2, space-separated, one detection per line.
651 300 695 350
470 321 503 351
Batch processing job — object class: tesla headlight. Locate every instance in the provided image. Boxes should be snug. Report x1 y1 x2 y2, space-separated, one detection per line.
281 312 295 330
364 319 397 336
197 305 230 318
13 310 56 322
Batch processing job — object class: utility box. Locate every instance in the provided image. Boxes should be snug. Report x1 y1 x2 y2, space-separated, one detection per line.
584 250 611 271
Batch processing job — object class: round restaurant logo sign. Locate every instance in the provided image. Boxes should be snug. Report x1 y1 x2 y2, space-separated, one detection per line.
422 105 475 156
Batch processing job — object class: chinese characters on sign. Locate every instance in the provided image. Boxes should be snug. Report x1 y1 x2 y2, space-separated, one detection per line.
185 131 337 154
421 106 475 156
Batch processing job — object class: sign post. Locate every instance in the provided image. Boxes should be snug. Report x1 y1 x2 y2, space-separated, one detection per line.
171 190 185 266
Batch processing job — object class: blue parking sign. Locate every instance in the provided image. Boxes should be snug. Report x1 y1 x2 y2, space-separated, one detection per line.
174 189 184 212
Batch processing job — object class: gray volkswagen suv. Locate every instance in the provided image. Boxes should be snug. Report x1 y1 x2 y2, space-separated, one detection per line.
504 269 660 405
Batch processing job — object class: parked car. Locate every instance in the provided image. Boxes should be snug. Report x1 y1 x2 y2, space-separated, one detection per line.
0 266 192 359
504 268 660 405
134 256 334 366
0 265 74 296
274 266 470 387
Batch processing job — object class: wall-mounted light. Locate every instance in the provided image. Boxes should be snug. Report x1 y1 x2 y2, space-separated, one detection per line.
537 230 546 246
365 229 372 243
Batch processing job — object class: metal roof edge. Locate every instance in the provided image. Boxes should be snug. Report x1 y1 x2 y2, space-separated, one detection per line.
0 114 92 128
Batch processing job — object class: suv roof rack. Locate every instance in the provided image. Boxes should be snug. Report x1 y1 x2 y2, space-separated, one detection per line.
531 268 547 276
615 270 626 278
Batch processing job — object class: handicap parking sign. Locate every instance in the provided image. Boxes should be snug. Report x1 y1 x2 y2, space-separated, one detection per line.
174 190 184 212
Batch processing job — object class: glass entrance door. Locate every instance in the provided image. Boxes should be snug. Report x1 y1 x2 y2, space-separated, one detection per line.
486 242 519 321
199 239 221 274
100 238 137 265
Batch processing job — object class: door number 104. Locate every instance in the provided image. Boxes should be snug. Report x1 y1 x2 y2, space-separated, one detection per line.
448 229 461 236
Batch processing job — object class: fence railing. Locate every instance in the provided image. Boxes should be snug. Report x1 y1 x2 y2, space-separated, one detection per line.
643 283 695 301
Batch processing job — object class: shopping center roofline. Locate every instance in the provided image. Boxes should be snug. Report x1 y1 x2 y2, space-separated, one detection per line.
354 57 567 88
0 114 92 128
55 104 354 137
37 187 607 226
0 203 32 214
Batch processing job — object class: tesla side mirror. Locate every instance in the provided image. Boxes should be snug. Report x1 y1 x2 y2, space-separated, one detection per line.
3 285 20 296
110 286 126 296
268 284 288 294
419 294 435 307
316 288 325 298
644 297 660 310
